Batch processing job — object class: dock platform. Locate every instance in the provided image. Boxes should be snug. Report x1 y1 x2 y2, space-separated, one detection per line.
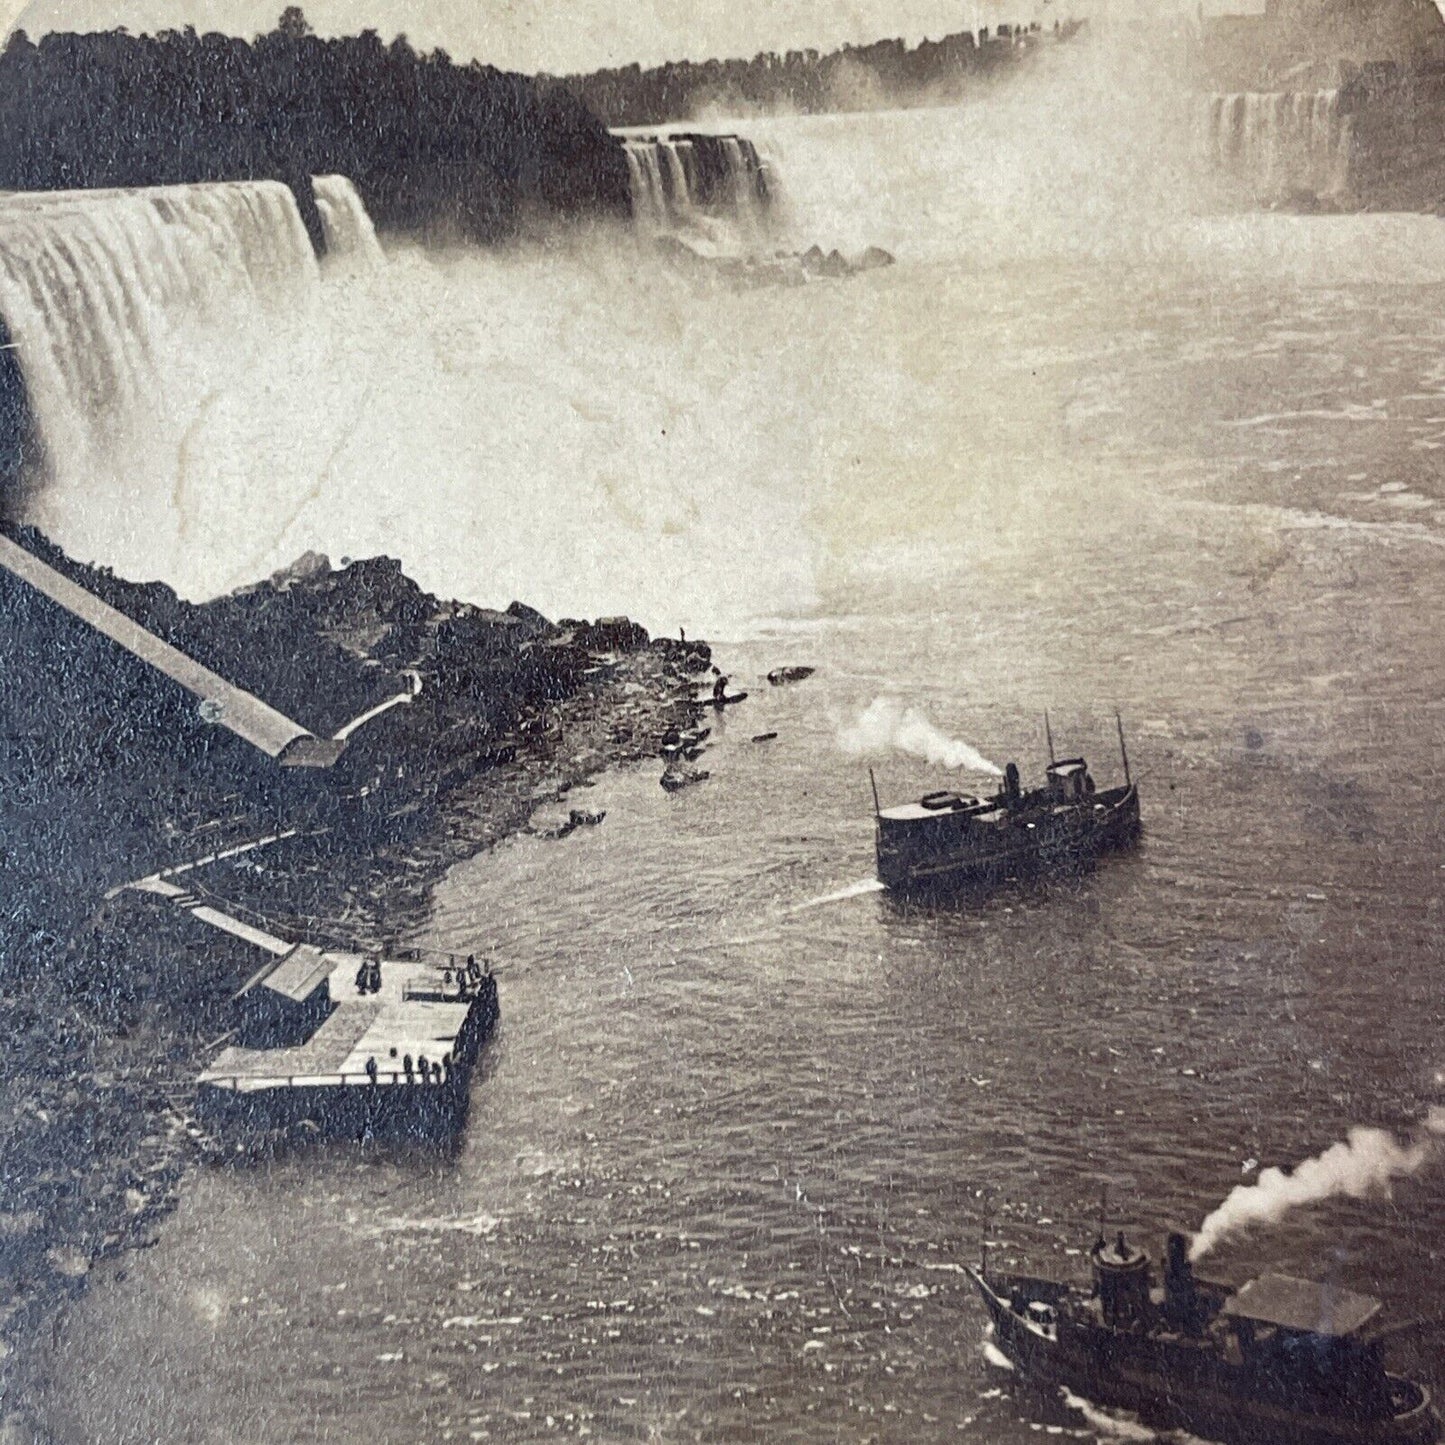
196 951 499 1142
112 840 500 1143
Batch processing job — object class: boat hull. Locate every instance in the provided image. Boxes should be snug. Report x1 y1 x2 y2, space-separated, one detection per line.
876 783 1141 895
970 1270 1440 1445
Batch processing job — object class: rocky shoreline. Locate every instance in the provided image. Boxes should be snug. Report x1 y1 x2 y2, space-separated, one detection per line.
0 534 714 1440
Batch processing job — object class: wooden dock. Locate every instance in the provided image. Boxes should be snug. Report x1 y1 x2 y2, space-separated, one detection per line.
197 951 499 1142
113 845 499 1143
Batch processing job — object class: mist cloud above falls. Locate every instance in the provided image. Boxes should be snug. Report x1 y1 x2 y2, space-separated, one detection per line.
752 18 1211 265
22 237 821 636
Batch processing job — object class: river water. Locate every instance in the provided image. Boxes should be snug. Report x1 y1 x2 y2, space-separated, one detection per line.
22 97 1445 1443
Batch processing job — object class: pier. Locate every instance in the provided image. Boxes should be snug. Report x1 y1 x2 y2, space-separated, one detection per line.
115 848 500 1144
197 950 499 1142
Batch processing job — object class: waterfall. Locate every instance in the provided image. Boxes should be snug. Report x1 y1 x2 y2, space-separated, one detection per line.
0 176 379 508
313 175 385 268
720 138 765 236
660 142 691 210
1198 91 1354 201
622 142 670 234
619 133 771 246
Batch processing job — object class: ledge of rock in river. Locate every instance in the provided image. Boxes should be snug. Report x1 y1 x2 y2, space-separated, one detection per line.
653 235 895 288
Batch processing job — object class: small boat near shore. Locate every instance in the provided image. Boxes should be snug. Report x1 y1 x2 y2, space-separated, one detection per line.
767 666 814 686
872 714 1140 894
685 688 748 710
661 763 709 792
969 1227 1440 1445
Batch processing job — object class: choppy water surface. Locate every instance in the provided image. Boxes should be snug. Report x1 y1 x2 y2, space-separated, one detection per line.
26 130 1445 1444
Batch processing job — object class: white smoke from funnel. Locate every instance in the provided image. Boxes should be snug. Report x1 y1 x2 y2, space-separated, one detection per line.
837 697 1003 775
1190 1109 1445 1262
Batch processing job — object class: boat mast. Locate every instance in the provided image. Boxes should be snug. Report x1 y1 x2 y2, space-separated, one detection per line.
1044 710 1056 765
868 767 881 818
1116 712 1131 787
980 1188 995 1279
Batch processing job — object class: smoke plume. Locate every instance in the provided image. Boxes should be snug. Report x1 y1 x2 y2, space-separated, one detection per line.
837 697 1003 774
1190 1110 1445 1261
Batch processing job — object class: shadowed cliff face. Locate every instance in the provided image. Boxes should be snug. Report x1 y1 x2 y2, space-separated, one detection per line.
1193 0 1445 210
1198 0 1445 88
0 322 37 508
0 24 631 244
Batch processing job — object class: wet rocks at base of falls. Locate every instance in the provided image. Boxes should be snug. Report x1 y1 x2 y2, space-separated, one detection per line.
659 716 716 791
800 244 896 278
738 244 896 288
532 807 608 842
660 763 711 792
653 235 895 289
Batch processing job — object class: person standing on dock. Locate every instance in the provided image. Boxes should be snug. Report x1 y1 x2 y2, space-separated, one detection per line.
365 1056 378 1086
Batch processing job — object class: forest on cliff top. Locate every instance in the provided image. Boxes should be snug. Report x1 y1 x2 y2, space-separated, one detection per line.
0 7 629 244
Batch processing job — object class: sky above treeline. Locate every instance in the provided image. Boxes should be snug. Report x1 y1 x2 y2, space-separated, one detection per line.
9 0 1445 73
9 0 1085 74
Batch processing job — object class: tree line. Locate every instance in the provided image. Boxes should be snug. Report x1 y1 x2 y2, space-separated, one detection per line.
0 8 630 247
558 21 1077 128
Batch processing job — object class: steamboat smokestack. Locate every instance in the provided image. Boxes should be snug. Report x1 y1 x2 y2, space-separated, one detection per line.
1091 1230 1152 1329
1163 1230 1206 1334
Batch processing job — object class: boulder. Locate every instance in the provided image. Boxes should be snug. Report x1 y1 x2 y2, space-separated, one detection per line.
267 550 332 590
577 616 650 654
505 600 554 638
46 1245 90 1280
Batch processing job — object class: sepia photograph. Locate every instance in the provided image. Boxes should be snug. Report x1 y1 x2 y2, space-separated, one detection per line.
0 0 1441 1440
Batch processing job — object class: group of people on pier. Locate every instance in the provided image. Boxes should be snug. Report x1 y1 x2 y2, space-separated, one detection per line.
443 954 491 998
355 953 493 999
363 1049 454 1087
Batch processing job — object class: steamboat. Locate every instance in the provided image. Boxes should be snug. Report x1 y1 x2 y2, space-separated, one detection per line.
969 1229 1439 1445
872 715 1140 894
